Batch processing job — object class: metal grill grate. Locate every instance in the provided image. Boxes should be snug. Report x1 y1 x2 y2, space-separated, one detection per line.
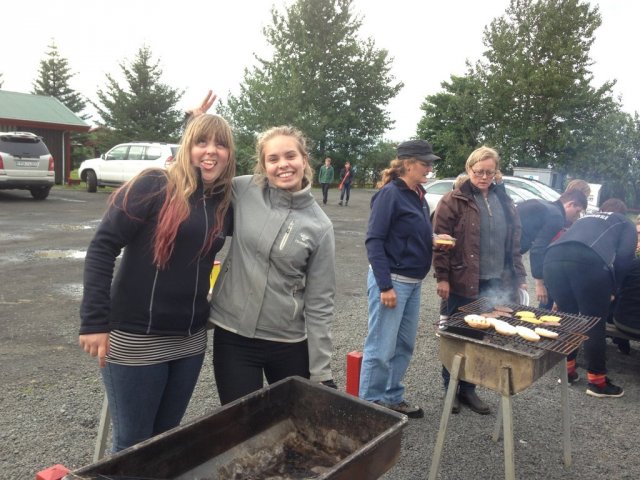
441 313 588 356
457 299 600 334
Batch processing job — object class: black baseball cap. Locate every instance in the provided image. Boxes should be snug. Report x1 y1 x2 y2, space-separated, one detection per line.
397 140 441 163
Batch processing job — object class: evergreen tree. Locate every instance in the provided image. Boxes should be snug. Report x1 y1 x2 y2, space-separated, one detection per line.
32 41 88 117
224 0 402 167
93 45 184 148
476 0 616 170
416 0 618 180
417 71 487 177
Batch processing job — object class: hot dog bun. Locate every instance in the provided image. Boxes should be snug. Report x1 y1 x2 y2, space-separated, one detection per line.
464 314 491 329
534 327 559 339
493 320 517 336
516 325 540 342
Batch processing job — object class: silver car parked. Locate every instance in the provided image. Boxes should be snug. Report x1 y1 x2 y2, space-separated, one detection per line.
0 131 55 200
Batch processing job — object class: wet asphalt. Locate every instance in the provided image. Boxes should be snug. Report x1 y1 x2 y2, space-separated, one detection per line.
1 186 639 479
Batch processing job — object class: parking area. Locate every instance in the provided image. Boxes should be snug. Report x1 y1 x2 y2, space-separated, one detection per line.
1 186 640 479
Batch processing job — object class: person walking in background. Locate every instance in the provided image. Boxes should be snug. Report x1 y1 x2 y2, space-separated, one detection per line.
209 125 337 405
79 112 235 452
433 146 527 415
517 190 588 306
338 161 353 206
543 198 636 397
318 157 334 205
360 140 448 418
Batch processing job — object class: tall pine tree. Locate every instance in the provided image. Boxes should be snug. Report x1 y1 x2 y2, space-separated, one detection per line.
32 41 88 117
224 0 402 169
93 45 183 148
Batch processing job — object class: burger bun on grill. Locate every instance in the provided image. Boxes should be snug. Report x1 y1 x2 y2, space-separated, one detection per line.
493 320 517 336
464 314 491 329
516 325 541 342
534 327 559 339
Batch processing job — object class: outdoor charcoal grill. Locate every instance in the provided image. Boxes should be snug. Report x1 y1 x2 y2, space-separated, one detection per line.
429 299 600 480
66 376 407 480
458 298 599 334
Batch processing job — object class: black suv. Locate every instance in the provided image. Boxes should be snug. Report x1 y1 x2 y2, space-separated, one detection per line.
0 132 55 199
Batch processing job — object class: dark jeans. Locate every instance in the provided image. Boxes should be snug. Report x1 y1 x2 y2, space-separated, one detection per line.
543 245 612 374
101 353 204 452
321 183 330 204
213 327 310 405
340 183 351 202
442 278 503 393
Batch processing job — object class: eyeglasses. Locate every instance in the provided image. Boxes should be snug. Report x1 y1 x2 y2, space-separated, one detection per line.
471 169 496 178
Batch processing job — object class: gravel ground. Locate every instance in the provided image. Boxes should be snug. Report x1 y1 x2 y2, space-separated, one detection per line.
1 187 640 479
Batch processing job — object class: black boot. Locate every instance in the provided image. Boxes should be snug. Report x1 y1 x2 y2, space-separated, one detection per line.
458 389 490 415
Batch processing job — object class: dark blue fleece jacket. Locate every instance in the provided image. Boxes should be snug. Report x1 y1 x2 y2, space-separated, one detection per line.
366 178 433 291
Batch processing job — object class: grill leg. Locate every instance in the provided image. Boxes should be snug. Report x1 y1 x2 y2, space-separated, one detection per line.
428 353 463 480
93 393 110 462
500 367 516 480
492 397 503 442
559 360 572 467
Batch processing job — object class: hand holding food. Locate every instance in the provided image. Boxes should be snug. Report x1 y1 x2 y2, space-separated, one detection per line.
433 234 456 250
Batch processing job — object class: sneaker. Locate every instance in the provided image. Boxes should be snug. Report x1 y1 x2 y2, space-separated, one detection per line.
338 201 343 206
382 400 424 418
558 371 580 385
586 379 624 398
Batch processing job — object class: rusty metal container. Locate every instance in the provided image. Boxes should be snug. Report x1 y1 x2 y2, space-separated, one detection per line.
66 376 407 480
439 329 564 394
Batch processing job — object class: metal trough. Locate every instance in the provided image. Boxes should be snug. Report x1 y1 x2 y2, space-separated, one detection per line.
65 376 407 480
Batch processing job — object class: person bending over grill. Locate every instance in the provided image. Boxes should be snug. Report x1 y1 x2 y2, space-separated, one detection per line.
517 190 587 306
433 146 528 415
359 140 447 418
543 198 636 398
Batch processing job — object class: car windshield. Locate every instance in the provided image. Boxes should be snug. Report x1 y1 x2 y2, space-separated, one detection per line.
0 137 49 157
425 181 454 194
503 177 559 201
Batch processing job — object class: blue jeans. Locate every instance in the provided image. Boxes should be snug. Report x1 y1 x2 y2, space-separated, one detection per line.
340 183 351 202
101 353 204 452
359 269 422 404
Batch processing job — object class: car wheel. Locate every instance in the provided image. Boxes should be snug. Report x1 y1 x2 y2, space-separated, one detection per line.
86 170 98 193
30 186 51 200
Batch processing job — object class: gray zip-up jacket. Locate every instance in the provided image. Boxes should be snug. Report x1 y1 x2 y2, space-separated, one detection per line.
209 175 335 382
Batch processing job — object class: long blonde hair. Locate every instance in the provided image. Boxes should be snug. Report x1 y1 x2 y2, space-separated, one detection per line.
253 125 314 186
115 114 236 268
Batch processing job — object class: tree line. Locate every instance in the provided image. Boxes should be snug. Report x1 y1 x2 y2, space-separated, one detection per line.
2 0 639 206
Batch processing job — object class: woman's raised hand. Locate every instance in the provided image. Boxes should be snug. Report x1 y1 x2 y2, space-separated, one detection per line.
187 90 217 117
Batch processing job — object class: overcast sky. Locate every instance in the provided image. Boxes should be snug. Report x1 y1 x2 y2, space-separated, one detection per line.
2 0 636 141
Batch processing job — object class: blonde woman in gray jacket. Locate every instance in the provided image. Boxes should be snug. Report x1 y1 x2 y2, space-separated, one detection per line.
209 125 337 404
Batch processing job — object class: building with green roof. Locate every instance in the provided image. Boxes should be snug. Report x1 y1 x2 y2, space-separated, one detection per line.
0 90 90 184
